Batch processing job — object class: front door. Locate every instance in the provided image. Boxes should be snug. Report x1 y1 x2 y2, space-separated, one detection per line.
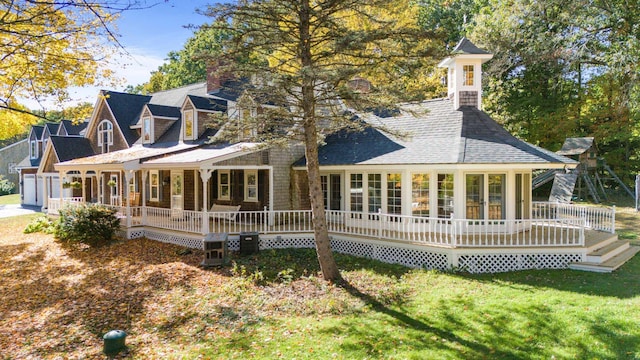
171 171 183 211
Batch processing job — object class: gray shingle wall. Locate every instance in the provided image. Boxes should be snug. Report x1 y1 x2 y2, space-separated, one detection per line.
0 140 28 187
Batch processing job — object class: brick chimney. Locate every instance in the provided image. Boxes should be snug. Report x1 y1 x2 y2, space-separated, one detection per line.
206 59 233 94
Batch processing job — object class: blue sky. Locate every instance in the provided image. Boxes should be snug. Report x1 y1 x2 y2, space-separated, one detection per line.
24 0 220 109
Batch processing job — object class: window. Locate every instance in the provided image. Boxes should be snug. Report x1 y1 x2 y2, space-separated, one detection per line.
350 174 363 213
437 174 454 218
30 140 38 159
463 65 474 86
368 174 382 214
412 173 429 217
387 173 402 215
183 110 194 140
218 170 230 200
97 120 113 153
150 170 159 201
239 107 257 139
142 117 151 143
8 163 17 174
244 170 258 202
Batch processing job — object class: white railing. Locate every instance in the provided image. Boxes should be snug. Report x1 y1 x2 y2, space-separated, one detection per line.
47 201 604 248
47 197 84 214
145 207 202 233
533 202 615 233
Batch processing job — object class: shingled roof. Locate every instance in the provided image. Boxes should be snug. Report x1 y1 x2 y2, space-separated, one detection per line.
102 90 152 146
296 98 577 167
187 95 227 112
452 37 492 55
49 136 95 162
59 120 88 136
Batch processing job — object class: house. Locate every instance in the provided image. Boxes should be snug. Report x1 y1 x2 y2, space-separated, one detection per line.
46 38 638 273
0 139 28 191
18 120 89 207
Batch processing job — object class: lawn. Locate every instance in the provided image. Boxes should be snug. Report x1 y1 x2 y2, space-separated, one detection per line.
0 193 20 205
0 211 639 359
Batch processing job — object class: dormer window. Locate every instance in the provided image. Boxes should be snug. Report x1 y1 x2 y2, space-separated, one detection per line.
142 117 152 144
97 120 113 153
183 109 195 140
30 140 38 159
463 65 474 86
239 107 257 139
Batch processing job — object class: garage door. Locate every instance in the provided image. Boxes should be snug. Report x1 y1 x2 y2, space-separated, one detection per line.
23 175 36 205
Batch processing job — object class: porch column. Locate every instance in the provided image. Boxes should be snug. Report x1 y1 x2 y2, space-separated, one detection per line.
141 170 148 226
200 169 213 234
268 166 274 226
401 169 411 216
80 170 87 202
96 170 102 204
58 171 65 200
124 170 134 228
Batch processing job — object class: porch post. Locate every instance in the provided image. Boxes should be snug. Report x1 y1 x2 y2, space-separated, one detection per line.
199 169 213 234
58 171 65 201
80 170 87 202
42 175 49 211
124 170 133 228
141 169 148 226
268 166 274 226
96 170 102 204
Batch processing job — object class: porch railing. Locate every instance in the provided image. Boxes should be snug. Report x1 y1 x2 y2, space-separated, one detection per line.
46 199 615 248
47 197 83 215
532 202 615 233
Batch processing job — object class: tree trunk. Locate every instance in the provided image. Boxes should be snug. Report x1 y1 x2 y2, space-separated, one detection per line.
299 0 342 282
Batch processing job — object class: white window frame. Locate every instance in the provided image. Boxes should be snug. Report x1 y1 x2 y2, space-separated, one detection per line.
142 117 152 144
30 140 38 159
218 170 231 200
149 170 159 201
244 170 258 202
97 120 114 152
463 64 475 86
183 109 195 140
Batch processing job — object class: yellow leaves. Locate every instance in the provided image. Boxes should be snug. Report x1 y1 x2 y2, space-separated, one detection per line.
0 103 38 140
0 0 117 107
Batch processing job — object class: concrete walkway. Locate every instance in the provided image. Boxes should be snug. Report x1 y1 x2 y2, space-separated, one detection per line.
0 204 41 218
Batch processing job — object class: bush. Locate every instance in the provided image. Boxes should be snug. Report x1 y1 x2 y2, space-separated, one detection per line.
54 204 120 247
0 175 15 195
24 215 56 234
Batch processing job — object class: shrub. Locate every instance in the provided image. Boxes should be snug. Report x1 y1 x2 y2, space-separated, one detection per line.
0 175 15 195
54 203 120 247
24 215 56 234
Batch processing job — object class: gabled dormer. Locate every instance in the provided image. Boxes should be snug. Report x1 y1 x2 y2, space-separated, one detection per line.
438 37 493 109
181 95 227 142
235 91 258 140
134 104 181 144
41 123 59 155
28 125 44 160
57 119 88 137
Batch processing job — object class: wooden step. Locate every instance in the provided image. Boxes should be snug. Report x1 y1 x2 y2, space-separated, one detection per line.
586 240 629 263
584 231 618 252
569 246 640 273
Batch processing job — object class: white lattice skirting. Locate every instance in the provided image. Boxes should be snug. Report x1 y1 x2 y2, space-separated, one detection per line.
125 227 585 273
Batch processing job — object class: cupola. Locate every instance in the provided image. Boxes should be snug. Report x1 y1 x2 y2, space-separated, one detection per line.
437 38 493 109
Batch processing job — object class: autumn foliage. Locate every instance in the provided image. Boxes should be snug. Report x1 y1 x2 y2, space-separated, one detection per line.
54 204 120 247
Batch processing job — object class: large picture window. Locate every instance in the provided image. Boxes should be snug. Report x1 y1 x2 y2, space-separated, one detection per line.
412 173 429 217
387 173 402 215
218 170 230 200
350 174 363 213
438 173 454 218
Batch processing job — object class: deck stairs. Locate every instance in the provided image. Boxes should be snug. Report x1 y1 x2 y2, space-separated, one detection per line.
532 169 559 189
569 232 640 272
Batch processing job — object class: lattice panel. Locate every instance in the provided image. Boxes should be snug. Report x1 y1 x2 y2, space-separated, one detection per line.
128 229 145 239
373 246 449 270
262 236 316 250
330 238 374 258
458 253 583 273
145 230 203 249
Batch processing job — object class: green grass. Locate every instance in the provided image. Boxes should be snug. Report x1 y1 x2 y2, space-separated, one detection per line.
2 210 640 359
0 193 20 205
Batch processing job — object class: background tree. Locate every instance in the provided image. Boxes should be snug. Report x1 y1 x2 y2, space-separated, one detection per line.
203 0 440 281
126 25 230 94
0 0 152 122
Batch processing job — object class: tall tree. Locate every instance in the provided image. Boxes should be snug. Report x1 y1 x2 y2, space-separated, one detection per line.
203 0 439 281
0 0 150 118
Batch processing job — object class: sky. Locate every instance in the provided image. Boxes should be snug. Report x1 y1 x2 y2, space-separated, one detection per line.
24 0 218 109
